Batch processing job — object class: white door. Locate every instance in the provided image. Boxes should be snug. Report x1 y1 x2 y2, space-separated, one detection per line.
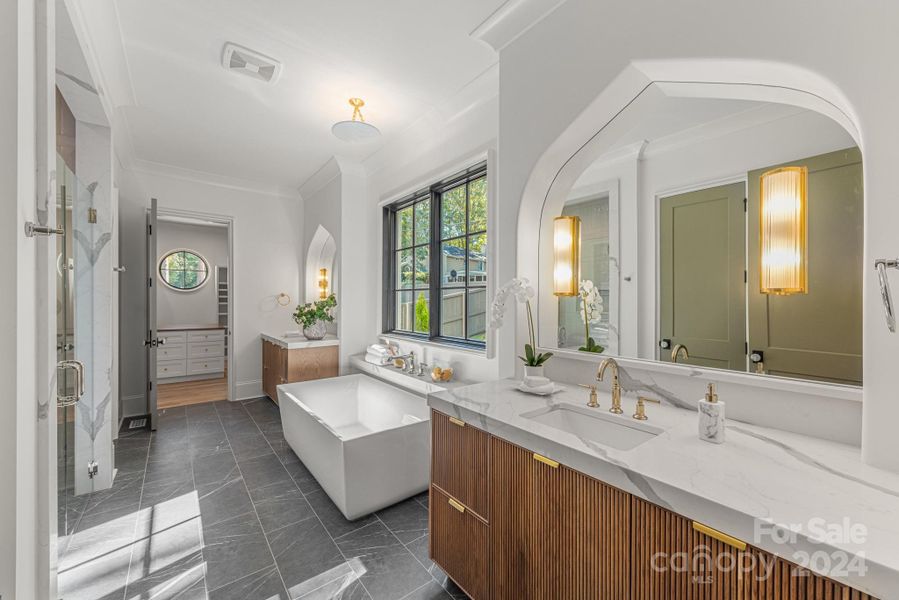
146 198 159 429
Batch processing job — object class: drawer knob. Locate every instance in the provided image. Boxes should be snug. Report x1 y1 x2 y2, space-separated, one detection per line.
447 498 466 514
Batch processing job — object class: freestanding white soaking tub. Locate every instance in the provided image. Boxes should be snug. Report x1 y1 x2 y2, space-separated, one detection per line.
277 373 430 519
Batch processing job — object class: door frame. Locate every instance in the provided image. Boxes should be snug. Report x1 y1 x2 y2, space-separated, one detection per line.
154 207 236 403
654 174 748 362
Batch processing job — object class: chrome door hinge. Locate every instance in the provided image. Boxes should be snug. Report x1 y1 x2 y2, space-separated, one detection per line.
87 460 99 479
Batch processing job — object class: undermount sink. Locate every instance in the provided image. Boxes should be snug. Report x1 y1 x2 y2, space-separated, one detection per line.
520 403 663 451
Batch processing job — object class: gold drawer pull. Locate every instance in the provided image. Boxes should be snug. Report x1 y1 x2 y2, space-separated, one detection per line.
448 416 466 427
448 497 466 513
533 453 559 469
692 521 747 551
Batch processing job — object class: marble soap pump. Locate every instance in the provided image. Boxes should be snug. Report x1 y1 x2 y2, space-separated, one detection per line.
698 383 725 444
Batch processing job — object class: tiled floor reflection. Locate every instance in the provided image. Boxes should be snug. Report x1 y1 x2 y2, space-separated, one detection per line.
58 398 469 600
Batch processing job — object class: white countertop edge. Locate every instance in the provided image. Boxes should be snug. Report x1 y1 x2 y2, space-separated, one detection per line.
349 354 474 397
261 332 339 349
427 380 899 599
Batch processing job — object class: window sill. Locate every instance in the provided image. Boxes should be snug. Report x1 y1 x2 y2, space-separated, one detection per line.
381 333 487 357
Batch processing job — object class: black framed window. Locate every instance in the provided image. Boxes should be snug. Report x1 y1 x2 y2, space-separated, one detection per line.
383 162 488 347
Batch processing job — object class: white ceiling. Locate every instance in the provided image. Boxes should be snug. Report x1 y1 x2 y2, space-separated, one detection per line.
112 0 504 190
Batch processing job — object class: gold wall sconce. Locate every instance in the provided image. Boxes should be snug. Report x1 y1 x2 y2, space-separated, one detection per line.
553 215 581 296
318 268 329 299
759 166 808 295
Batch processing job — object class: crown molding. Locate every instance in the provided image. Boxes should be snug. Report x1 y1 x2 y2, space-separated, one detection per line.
128 158 299 199
470 0 567 52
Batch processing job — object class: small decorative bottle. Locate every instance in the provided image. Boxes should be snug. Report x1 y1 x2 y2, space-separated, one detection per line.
698 383 725 444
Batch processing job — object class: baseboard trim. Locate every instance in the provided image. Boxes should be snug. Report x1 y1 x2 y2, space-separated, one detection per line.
236 379 263 401
121 394 146 418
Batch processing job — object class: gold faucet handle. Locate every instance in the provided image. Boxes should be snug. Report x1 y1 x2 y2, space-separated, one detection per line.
578 384 599 408
633 396 661 420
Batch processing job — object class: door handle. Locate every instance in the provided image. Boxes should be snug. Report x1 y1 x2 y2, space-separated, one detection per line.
875 259 898 333
57 360 85 407
143 338 167 347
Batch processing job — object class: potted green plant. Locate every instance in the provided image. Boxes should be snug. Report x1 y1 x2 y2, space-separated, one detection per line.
293 294 337 340
489 278 553 377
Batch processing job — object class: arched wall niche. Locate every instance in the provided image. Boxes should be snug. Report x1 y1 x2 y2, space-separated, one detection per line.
305 224 338 304
516 58 864 398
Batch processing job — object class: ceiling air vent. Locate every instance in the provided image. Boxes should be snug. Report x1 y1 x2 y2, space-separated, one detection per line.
221 42 282 84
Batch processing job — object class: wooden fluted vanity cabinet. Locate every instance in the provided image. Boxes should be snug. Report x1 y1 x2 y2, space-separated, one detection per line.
429 409 878 600
490 436 631 599
261 338 338 402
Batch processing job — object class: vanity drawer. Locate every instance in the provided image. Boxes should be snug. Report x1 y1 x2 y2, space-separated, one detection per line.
430 485 487 600
431 410 489 520
157 343 186 361
159 331 186 345
188 330 225 343
188 357 225 375
188 342 224 358
157 359 186 378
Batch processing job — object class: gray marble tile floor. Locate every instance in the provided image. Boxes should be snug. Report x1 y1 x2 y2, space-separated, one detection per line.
58 398 469 600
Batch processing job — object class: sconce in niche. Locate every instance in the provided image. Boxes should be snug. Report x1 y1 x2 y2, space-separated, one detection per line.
759 166 808 295
318 268 329 299
553 215 581 296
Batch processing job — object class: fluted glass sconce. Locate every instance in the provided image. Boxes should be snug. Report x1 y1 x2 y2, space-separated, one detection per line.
760 166 808 295
318 268 329 299
553 215 580 296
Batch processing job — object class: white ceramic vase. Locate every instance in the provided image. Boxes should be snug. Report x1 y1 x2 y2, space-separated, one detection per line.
302 320 326 340
523 365 545 380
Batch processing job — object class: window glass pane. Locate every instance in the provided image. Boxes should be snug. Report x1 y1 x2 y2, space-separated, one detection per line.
414 246 429 287
183 251 201 270
396 291 414 331
182 270 199 288
166 252 185 270
468 177 487 232
166 269 184 288
441 239 466 287
414 199 430 245
159 249 208 290
467 288 487 341
397 249 413 289
397 206 413 248
441 185 466 239
440 289 465 338
413 291 430 334
468 233 487 284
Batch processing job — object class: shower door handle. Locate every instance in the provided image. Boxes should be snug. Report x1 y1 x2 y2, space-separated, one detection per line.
57 360 85 407
875 258 899 333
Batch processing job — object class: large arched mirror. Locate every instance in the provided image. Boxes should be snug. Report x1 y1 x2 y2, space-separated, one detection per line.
537 82 863 386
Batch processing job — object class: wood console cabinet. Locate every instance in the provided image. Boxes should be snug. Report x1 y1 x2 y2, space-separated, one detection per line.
261 339 338 402
429 409 877 600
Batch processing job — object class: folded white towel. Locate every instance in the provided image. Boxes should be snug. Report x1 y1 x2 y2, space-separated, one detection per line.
520 382 555 394
523 375 551 388
366 344 394 357
365 352 391 366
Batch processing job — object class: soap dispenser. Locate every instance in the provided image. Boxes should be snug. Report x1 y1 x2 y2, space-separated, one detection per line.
698 383 725 444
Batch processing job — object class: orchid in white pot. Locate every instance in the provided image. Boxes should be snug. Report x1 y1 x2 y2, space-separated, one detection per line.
489 278 553 376
577 280 605 354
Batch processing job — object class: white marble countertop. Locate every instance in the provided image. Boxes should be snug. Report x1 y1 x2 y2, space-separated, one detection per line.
428 379 899 599
261 332 339 350
349 354 472 397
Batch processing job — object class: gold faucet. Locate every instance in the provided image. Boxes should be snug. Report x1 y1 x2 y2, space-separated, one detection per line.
578 384 599 408
596 358 623 414
671 344 689 363
633 396 660 420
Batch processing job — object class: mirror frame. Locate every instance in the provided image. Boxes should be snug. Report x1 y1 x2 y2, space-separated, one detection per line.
527 75 863 403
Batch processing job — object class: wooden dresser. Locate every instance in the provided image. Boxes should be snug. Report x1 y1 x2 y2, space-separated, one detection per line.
261 333 339 402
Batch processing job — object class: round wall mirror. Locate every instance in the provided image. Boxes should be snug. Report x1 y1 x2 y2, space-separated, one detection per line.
159 249 209 291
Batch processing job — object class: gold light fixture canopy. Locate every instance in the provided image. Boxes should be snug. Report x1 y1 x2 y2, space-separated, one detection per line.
318 268 329 299
759 166 808 295
552 215 581 296
331 97 381 141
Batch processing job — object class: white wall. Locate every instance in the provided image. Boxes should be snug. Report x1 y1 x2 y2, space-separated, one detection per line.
497 0 899 466
118 168 302 413
156 221 229 328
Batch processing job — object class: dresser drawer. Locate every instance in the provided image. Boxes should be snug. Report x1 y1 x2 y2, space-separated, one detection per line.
188 330 225 343
159 331 187 345
188 357 225 375
157 359 187 378
157 343 186 361
188 342 224 358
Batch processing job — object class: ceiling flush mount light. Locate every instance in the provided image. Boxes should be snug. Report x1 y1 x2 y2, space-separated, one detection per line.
760 166 808 295
331 98 380 142
553 215 581 296
318 268 329 299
